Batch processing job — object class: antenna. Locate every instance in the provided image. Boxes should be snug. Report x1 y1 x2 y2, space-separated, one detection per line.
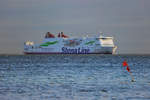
85 32 89 38
98 32 103 38
86 34 89 38
100 32 103 36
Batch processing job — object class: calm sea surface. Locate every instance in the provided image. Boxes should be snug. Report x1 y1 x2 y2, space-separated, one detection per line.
0 55 150 100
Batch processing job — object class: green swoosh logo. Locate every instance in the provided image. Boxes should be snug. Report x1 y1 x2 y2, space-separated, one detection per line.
40 41 58 46
85 41 95 45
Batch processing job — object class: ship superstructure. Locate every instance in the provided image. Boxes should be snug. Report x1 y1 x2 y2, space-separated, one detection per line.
24 32 117 54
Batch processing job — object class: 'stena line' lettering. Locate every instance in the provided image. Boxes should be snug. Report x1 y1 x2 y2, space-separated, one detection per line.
62 47 89 54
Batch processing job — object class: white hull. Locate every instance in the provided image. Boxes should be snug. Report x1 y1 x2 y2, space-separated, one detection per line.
24 47 117 54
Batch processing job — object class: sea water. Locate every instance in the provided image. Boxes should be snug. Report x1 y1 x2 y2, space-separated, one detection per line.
0 54 150 100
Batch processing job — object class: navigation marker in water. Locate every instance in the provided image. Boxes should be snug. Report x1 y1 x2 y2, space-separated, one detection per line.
126 66 130 72
122 61 135 82
123 61 128 67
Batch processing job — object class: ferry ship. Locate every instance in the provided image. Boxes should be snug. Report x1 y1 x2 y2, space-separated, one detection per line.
24 32 117 54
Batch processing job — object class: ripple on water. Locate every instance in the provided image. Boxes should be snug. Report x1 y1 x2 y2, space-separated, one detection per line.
0 55 150 100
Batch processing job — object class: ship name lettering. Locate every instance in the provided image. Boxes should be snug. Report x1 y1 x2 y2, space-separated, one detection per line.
62 47 89 54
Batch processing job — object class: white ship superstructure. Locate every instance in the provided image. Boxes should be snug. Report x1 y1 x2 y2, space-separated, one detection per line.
24 32 117 54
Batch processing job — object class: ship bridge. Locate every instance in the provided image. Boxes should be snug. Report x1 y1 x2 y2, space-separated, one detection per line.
99 36 114 47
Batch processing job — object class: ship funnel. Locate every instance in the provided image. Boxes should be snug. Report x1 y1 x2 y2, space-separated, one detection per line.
60 32 69 38
45 32 55 38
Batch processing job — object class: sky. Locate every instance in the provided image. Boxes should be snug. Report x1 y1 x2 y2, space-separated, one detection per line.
0 0 149 54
